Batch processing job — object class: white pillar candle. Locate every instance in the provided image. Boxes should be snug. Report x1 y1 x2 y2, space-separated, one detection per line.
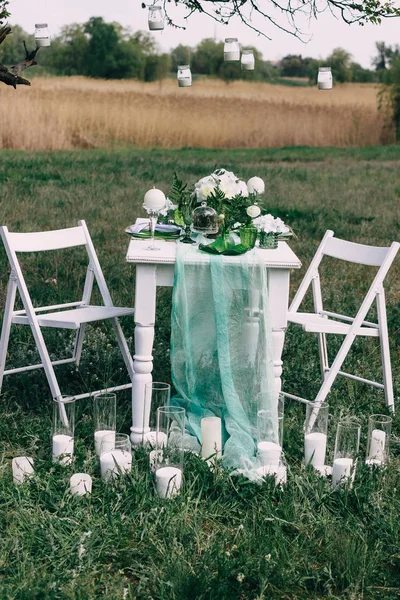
70 473 92 496
315 464 332 477
100 450 132 481
155 466 182 498
94 429 116 456
368 429 386 462
201 417 222 462
304 432 327 467
332 457 353 488
257 441 282 466
143 430 168 448
12 456 34 484
143 188 166 211
52 434 74 465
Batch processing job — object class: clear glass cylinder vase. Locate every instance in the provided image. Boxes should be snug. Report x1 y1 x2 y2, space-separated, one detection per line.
52 396 75 465
155 406 185 498
332 420 360 487
304 402 329 467
256 393 284 467
366 414 391 466
143 382 171 447
93 392 116 456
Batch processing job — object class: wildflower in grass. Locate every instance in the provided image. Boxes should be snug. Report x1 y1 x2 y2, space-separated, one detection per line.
237 573 245 583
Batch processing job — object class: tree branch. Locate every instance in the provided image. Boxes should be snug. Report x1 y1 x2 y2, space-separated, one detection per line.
0 25 39 88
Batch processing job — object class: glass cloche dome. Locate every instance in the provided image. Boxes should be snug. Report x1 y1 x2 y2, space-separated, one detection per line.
191 202 219 235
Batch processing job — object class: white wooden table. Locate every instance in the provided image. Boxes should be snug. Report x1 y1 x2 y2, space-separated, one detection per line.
126 234 301 445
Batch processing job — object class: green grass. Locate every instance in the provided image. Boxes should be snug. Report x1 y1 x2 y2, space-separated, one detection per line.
0 146 399 599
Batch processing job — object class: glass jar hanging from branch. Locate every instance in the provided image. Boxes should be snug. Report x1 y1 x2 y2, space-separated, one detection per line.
318 67 332 90
34 23 51 47
241 49 255 71
224 38 240 62
148 5 165 30
177 65 192 87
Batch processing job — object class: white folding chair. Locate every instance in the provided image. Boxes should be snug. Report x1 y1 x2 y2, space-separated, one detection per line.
284 230 399 412
0 220 135 401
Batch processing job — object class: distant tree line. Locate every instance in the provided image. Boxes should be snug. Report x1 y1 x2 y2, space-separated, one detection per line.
0 17 398 91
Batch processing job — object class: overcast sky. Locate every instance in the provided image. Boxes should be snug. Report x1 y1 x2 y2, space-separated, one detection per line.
7 0 400 68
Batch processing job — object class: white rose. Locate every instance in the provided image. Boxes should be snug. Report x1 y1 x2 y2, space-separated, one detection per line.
247 176 265 195
246 204 261 218
238 180 249 197
196 183 216 202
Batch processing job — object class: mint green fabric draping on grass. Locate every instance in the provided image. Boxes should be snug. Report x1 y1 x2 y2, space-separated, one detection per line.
170 243 276 472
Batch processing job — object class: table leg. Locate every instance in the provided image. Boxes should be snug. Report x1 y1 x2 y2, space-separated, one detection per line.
272 329 285 398
130 265 157 446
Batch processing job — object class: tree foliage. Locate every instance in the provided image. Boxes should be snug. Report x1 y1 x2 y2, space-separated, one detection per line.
156 0 400 40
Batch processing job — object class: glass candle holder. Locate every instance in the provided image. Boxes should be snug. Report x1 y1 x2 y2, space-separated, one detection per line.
241 49 255 70
148 5 164 30
35 23 51 47
318 67 332 90
143 188 166 251
94 392 116 456
366 414 391 466
224 38 240 62
143 382 171 447
177 65 192 88
155 406 185 498
259 231 279 249
256 393 284 467
304 402 329 468
100 433 132 481
332 420 360 488
52 396 75 465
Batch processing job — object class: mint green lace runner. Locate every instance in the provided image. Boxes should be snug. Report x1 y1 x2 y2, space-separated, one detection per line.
171 243 276 473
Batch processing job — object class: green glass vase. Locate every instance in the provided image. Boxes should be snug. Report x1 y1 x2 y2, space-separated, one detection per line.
239 225 257 250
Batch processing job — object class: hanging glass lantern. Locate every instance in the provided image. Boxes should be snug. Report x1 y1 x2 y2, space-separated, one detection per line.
34 23 51 47
177 65 192 88
318 67 332 90
148 5 164 31
224 38 240 62
241 49 255 71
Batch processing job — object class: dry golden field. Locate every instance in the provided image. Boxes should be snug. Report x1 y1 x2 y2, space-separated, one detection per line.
0 76 390 150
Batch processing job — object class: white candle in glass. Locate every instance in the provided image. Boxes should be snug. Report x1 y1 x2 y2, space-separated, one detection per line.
155 466 182 498
143 188 166 211
12 456 34 484
201 417 222 461
143 430 168 448
332 457 353 488
95 429 115 456
52 434 74 465
257 441 282 466
368 429 386 463
70 473 92 496
100 450 132 481
304 432 327 467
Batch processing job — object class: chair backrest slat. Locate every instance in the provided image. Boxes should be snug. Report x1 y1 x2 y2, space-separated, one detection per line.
6 226 87 253
323 237 390 267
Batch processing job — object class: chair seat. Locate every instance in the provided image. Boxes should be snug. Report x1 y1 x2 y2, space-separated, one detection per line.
12 306 134 330
287 312 379 337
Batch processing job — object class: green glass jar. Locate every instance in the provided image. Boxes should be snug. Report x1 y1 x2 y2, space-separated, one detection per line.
239 224 257 249
259 231 279 249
